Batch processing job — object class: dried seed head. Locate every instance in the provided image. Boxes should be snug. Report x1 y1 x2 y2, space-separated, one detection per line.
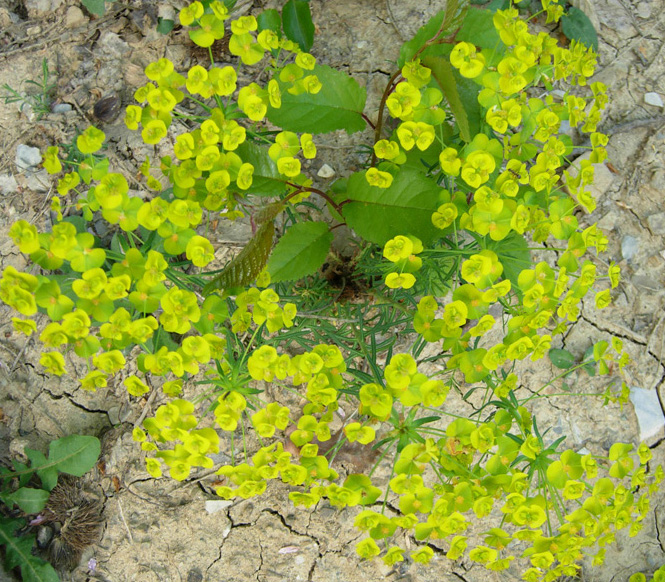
40 476 104 571
93 94 122 123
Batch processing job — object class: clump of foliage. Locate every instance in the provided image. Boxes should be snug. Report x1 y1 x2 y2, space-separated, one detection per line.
1 58 56 120
1 0 662 578
0 435 100 580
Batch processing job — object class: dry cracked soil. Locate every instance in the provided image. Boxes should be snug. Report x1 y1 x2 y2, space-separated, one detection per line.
1 0 665 581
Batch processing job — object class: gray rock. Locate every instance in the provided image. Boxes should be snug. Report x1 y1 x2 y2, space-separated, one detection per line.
99 31 131 59
629 386 665 442
644 92 663 108
15 144 42 170
621 235 639 260
52 103 73 113
26 169 50 193
647 212 665 235
64 5 86 27
0 174 18 194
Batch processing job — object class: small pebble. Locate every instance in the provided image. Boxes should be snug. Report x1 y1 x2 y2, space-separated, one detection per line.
647 212 665 235
26 25 41 36
317 164 335 178
621 235 639 261
52 103 73 114
204 500 233 514
0 173 19 195
629 386 665 442
64 5 87 27
15 144 42 170
644 92 663 107
26 169 50 193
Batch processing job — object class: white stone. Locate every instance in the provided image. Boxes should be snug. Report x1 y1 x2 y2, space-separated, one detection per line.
0 174 18 194
204 500 233 514
621 235 639 261
629 386 665 442
317 164 335 178
644 92 663 107
157 4 175 20
15 144 42 170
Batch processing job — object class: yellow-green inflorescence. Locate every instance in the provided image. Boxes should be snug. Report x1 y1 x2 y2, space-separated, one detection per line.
0 0 662 579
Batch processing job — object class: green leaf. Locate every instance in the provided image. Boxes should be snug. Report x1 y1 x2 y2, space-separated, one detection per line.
561 7 598 51
267 221 333 283
267 65 367 134
342 170 441 246
25 449 57 491
282 0 314 52
203 220 275 294
156 18 175 35
6 488 50 514
548 348 576 369
258 9 282 34
456 8 502 48
486 232 530 292
236 141 288 196
48 435 101 476
0 518 59 582
424 56 474 142
81 0 106 16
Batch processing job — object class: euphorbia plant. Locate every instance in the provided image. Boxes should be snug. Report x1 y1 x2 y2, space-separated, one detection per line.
1 0 661 578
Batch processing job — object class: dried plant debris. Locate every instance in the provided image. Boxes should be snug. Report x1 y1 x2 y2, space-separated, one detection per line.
36 475 103 571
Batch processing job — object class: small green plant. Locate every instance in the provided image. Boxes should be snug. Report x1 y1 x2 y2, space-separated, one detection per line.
1 0 662 579
0 435 100 580
1 58 56 120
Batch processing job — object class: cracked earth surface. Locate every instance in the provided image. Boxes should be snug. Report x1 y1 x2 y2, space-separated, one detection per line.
1 0 665 580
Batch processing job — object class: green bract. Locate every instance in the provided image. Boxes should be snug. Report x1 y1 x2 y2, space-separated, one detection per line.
1 0 662 578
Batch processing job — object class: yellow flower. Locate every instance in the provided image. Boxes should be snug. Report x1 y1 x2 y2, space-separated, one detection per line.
365 167 393 188
450 42 486 78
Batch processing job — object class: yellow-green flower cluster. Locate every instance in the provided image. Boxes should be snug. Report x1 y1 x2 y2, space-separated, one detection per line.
383 235 423 289
351 412 662 574
137 398 220 480
231 287 296 334
247 343 345 414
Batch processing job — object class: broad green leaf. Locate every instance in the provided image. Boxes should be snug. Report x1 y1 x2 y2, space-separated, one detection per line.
257 9 281 34
342 170 441 246
6 488 50 514
203 220 275 294
25 449 57 491
156 18 175 35
236 141 288 196
267 221 333 282
561 7 598 51
282 0 314 52
456 8 501 48
424 56 472 142
0 518 59 582
267 65 367 134
48 435 100 477
486 232 530 292
81 0 106 16
548 348 576 369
